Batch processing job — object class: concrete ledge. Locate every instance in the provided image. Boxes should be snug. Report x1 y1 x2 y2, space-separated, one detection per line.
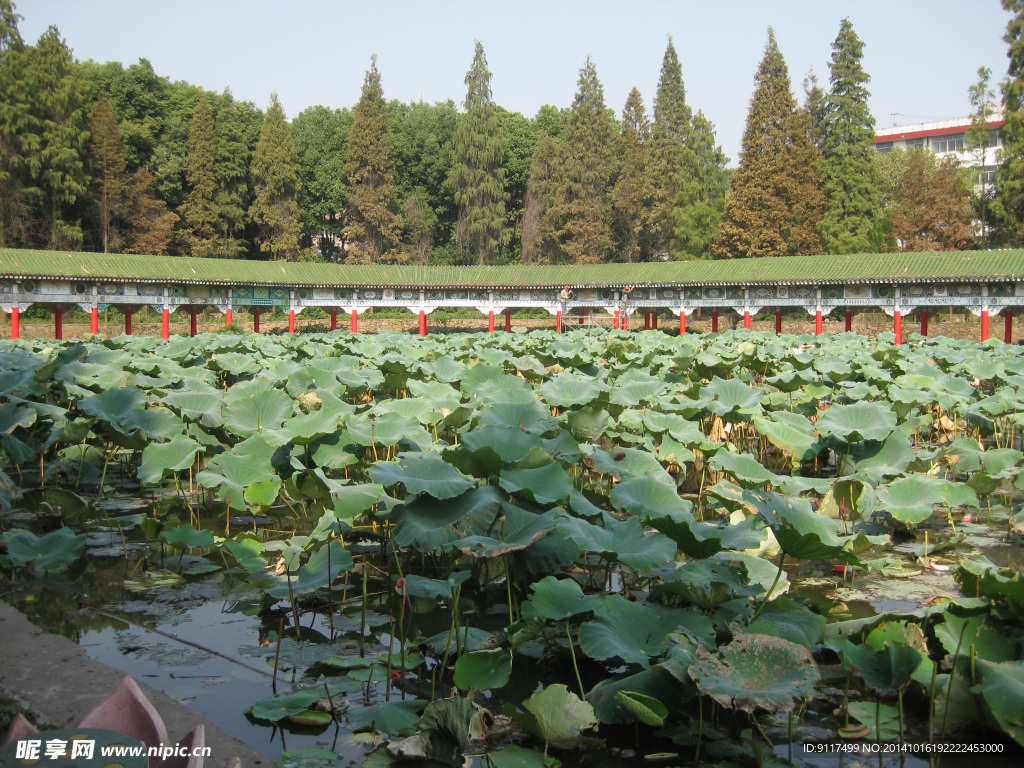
0 601 277 768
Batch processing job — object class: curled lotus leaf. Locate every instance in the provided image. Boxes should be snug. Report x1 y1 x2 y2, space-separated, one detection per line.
687 633 818 714
609 475 693 522
816 401 896 444
973 659 1024 749
368 453 475 500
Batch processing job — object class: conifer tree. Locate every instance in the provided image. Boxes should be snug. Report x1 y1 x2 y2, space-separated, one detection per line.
520 132 561 264
611 87 654 261
818 18 880 253
88 92 130 252
544 56 616 263
649 37 691 253
345 57 402 263
993 0 1024 244
21 26 89 249
213 94 252 258
250 93 302 260
124 166 177 254
786 99 826 256
672 111 729 259
715 30 800 258
178 93 220 257
0 0 27 247
449 41 508 265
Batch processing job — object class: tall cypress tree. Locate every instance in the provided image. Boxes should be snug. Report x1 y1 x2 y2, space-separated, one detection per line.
672 111 729 259
178 92 219 257
88 92 130 252
611 87 654 261
520 131 561 264
449 41 508 265
213 94 251 258
993 0 1024 245
345 56 402 263
649 37 691 254
0 0 27 247
818 18 879 253
250 93 302 260
786 96 826 256
20 26 89 249
715 30 798 258
544 56 616 264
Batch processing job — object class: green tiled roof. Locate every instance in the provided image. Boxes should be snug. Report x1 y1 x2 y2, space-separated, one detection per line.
3 248 1024 287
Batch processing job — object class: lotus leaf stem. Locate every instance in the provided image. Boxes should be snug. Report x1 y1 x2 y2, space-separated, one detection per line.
940 620 969 743
750 552 785 622
898 689 905 747
566 620 584 699
875 697 881 753
695 694 703 764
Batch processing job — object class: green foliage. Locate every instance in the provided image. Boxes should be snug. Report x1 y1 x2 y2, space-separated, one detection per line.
995 0 1024 245
818 18 880 254
179 92 219 257
449 42 508 265
249 93 303 260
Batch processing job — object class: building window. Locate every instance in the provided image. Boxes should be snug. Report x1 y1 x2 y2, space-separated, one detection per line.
932 135 964 153
988 129 1002 148
975 166 997 186
875 141 893 154
906 138 927 151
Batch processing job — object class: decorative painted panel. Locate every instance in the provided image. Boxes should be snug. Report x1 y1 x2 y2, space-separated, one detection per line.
904 284 932 298
951 284 981 297
139 284 161 297
396 289 418 301
726 287 745 300
0 281 10 294
684 288 702 300
751 287 774 300
658 289 677 300
702 286 726 299
990 283 1012 298
99 283 124 296
845 285 870 300
822 286 843 300
872 286 893 299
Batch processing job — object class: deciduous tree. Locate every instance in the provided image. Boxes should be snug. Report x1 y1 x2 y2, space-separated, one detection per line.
994 0 1024 244
449 42 508 264
293 104 350 260
891 150 973 251
345 57 402 263
249 93 302 260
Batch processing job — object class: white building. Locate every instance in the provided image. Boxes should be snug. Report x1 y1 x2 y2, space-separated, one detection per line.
873 111 1006 188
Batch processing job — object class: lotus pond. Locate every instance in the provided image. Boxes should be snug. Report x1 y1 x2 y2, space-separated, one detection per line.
2 328 1024 768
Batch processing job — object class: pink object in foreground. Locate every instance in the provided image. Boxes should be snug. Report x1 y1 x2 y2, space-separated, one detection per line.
1 676 239 768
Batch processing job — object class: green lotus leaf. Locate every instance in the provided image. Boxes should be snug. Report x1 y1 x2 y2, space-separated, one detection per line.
391 485 503 552
556 514 676 572
0 527 84 573
933 608 1016 662
579 445 674 484
476 397 558 436
347 699 426 735
816 401 896 444
197 449 276 512
221 534 267 573
744 596 826 648
138 434 202 485
400 570 473 601
516 684 599 750
79 387 184 447
565 406 611 441
537 372 604 407
499 463 573 505
609 475 692 522
274 408 344 445
406 379 462 413
650 514 767 559
875 475 951 525
613 691 668 726
973 659 1024 748
454 425 547 475
452 507 556 558
265 541 354 599
309 430 361 469
247 689 323 723
160 523 215 550
653 559 759 610
828 636 924 697
331 483 386 524
752 413 820 462
453 648 512 691
421 355 467 383
347 412 425 448
608 371 667 407
955 557 1024 617
687 633 818 714
486 745 552 768
710 450 781 488
745 490 860 563
369 453 475 500
222 388 294 437
521 575 601 621
579 595 703 665
700 377 764 422
586 665 690 725
161 387 224 428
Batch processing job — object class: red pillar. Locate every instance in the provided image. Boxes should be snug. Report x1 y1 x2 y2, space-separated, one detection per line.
190 308 198 337
743 310 751 330
55 307 63 341
981 310 990 341
330 310 337 331
679 311 686 334
920 310 928 337
351 310 358 333
815 310 823 336
623 312 629 331
488 310 495 333
162 308 170 340
90 307 99 335
845 310 852 332
644 311 651 330
578 311 584 326
288 309 295 334
418 310 427 336
505 308 511 332
225 307 232 327
1005 311 1013 344
894 310 902 345
652 312 658 329
775 310 782 335
254 309 261 333
613 310 620 330
125 308 133 336
556 310 562 333
712 310 719 333
10 306 18 340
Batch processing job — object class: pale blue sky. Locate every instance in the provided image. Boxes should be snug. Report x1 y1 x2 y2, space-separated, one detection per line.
18 1 1013 165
